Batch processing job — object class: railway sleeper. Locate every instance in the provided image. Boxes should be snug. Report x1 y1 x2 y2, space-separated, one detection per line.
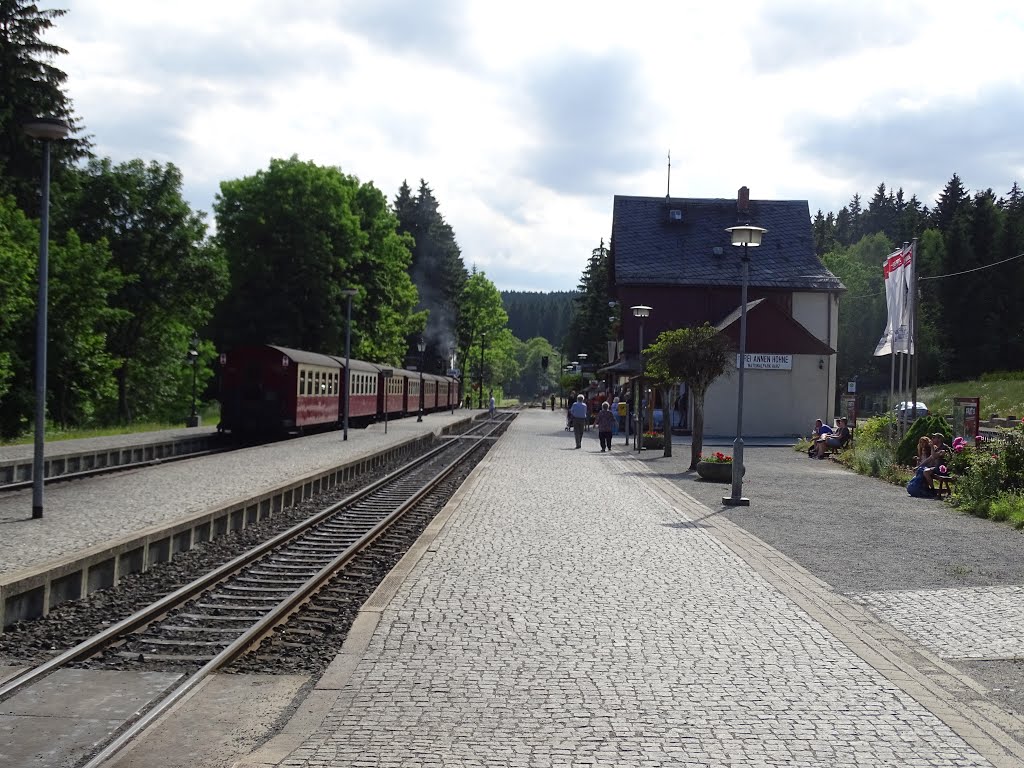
119 651 214 663
193 602 273 613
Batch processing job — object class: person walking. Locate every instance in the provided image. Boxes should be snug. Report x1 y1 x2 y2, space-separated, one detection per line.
488 392 495 419
570 394 588 449
595 401 616 452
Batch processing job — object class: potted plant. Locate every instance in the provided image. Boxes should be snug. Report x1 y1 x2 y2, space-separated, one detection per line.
642 431 664 450
696 451 741 482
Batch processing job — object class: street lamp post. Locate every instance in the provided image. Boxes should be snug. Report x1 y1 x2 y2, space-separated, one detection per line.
449 346 455 414
631 305 652 451
417 337 426 422
341 288 358 441
23 116 70 520
186 332 200 427
478 332 487 409
722 225 766 507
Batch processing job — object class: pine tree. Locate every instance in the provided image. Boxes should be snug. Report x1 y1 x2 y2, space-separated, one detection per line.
0 1 90 211
393 179 467 372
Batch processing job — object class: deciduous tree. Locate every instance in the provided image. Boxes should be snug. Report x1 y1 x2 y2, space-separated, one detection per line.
644 324 733 467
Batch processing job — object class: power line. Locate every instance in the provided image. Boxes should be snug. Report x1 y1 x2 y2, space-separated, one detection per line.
917 251 1024 281
839 251 1024 299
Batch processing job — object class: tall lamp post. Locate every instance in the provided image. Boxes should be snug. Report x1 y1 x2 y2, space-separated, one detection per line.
722 225 766 507
23 116 70 520
631 305 652 451
417 337 426 422
341 287 358 441
186 332 200 427
448 346 456 414
478 331 487 409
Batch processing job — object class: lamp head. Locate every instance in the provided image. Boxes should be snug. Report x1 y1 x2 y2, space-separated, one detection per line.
725 225 767 247
417 337 426 353
631 304 652 319
22 117 70 141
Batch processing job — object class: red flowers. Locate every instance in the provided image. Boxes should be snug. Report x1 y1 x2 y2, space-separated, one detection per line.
699 451 733 464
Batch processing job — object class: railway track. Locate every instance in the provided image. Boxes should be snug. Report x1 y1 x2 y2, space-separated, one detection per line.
0 412 513 768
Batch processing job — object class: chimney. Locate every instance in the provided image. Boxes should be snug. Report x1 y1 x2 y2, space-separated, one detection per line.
738 186 749 213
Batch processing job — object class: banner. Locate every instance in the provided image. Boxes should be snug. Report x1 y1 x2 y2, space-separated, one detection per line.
873 243 914 356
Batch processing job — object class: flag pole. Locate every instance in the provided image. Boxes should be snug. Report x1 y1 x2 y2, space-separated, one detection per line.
909 238 919 415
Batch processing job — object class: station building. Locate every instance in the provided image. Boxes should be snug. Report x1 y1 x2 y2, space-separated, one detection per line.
605 187 845 437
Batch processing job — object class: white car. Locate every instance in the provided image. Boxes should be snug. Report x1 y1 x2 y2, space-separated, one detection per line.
894 401 929 418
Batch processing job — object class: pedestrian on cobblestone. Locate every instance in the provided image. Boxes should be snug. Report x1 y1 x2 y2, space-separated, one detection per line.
596 401 616 452
569 394 588 448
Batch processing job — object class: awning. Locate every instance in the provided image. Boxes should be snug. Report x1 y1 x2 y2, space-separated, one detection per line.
597 358 641 375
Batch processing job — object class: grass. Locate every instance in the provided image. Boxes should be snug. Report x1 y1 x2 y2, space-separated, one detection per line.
0 405 221 446
917 378 1024 420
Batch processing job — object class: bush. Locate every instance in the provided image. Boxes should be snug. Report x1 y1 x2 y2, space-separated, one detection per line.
953 450 1004 516
988 493 1024 528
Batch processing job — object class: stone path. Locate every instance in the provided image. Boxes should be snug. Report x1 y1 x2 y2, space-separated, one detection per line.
261 410 1022 767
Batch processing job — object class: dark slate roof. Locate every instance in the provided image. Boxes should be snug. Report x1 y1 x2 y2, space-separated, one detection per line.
612 195 845 291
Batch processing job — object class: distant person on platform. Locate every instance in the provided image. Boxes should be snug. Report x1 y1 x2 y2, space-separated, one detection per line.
550 394 556 412
489 392 495 418
570 394 588 449
595 401 616 452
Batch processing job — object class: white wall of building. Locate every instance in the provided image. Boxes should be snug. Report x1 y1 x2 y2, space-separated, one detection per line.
691 292 841 436
701 355 832 437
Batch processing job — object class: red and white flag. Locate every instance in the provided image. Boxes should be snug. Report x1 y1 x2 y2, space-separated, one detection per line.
873 243 915 356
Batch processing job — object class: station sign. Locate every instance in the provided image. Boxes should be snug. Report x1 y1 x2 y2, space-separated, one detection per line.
736 353 792 370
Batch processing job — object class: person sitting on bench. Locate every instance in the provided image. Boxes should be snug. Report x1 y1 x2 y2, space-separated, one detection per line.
807 419 833 456
815 417 851 459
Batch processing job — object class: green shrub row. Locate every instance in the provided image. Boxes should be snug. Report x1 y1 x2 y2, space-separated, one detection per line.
805 415 1024 529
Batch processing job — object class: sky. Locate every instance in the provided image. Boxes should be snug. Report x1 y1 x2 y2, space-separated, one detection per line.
50 0 1024 293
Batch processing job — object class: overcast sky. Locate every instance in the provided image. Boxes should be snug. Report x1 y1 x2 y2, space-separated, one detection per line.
51 0 1024 292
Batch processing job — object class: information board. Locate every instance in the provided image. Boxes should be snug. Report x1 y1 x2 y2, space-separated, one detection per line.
953 397 980 438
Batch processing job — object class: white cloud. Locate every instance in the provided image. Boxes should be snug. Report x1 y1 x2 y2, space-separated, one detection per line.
49 0 1024 292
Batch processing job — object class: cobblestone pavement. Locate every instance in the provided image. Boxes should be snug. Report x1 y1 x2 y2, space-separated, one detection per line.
270 410 1021 767
851 586 1024 660
0 412 477 577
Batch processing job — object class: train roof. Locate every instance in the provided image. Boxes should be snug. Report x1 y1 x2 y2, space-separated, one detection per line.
326 355 379 373
267 345 343 369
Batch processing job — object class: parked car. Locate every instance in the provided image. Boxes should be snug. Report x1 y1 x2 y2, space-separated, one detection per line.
894 401 929 418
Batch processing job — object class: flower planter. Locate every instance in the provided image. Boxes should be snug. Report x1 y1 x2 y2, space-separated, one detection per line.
696 460 741 482
642 436 664 450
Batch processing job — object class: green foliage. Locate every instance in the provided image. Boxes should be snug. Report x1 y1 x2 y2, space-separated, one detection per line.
980 370 1024 382
988 493 1024 528
644 323 733 468
502 290 576 347
456 268 509 398
58 157 226 423
917 378 1024 420
0 197 36 419
895 414 951 465
0 1 91 212
215 156 422 367
393 179 467 368
562 240 611 363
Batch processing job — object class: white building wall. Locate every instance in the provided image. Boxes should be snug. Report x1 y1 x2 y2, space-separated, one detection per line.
701 355 832 437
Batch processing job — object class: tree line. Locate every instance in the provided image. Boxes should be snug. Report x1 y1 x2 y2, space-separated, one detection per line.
2 1 581 437
815 176 1024 391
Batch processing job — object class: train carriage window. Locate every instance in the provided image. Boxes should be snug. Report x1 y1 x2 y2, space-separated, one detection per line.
299 369 306 395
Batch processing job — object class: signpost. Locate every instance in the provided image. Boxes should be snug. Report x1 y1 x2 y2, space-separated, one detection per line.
953 397 980 439
380 368 393 434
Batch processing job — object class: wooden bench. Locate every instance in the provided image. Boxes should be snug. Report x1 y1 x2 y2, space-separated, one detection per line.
935 475 957 498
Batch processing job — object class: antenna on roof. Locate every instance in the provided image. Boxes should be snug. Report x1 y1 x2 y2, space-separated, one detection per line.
666 150 671 199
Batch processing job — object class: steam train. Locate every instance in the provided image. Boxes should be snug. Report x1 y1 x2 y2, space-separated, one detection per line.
217 344 461 437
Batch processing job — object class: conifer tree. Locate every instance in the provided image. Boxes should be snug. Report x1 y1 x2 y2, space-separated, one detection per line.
0 1 90 211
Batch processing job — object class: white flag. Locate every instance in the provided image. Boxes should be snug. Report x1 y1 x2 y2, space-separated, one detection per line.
872 248 904 356
892 243 914 354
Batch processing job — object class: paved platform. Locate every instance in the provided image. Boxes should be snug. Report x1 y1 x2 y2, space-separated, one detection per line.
0 410 480 626
240 408 1024 767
